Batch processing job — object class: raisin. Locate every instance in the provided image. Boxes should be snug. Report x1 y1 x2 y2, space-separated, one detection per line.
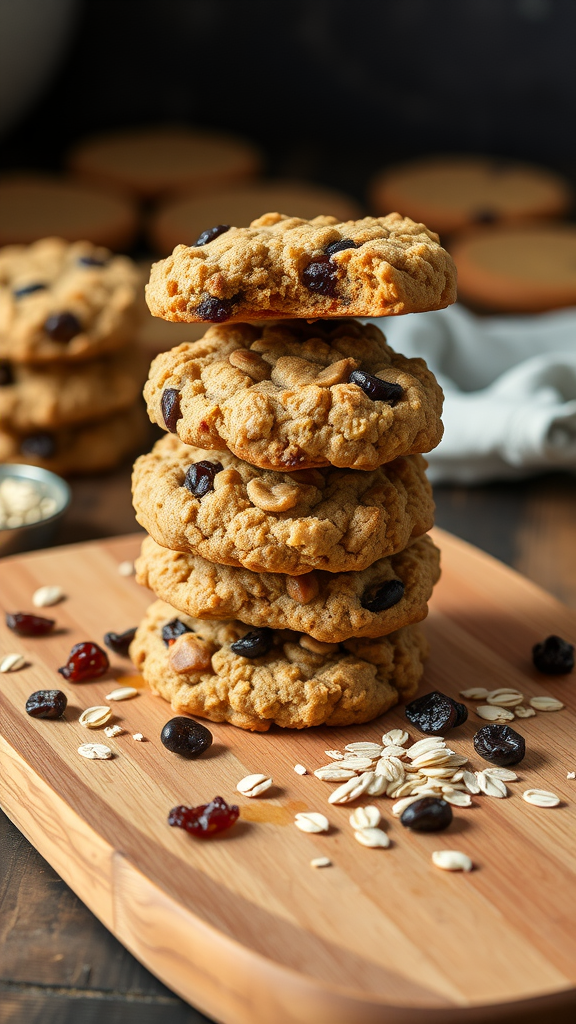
168 796 239 836
193 224 230 246
348 370 403 404
103 628 136 657
13 282 46 298
230 628 273 659
20 433 56 459
404 691 460 735
196 294 237 322
473 724 525 766
0 360 13 386
44 312 81 342
472 208 499 224
6 612 55 636
452 700 469 727
302 256 338 296
361 579 404 613
161 618 193 646
78 255 107 266
400 796 453 832
25 689 67 719
161 388 181 432
532 635 574 675
183 460 223 497
58 641 109 682
160 717 213 758
324 238 357 256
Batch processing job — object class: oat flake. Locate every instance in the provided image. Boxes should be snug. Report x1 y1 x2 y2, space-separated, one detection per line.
105 686 138 701
354 828 390 848
295 812 329 833
310 857 332 868
78 743 112 760
0 653 26 673
432 850 473 872
522 789 560 807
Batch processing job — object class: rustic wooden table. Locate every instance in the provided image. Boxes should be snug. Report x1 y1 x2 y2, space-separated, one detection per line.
1 457 575 1024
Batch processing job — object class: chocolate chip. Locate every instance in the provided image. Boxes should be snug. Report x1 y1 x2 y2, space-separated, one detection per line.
230 628 273 659
13 282 46 298
324 238 357 257
532 634 574 675
0 360 13 386
161 388 181 432
404 691 459 735
78 255 107 267
361 579 404 613
193 224 230 247
348 370 403 404
44 312 81 342
472 208 499 225
302 256 338 296
400 797 453 832
162 619 193 646
183 460 223 498
196 294 237 322
473 724 525 766
20 433 56 459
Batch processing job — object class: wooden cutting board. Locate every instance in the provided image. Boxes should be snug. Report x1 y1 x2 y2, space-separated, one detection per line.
1 528 576 1024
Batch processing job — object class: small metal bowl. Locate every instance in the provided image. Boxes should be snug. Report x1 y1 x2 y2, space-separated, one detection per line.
0 464 71 558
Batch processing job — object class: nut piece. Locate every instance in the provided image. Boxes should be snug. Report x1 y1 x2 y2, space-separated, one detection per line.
431 850 473 872
299 636 339 655
247 477 302 512
0 653 26 673
294 811 329 833
229 349 271 381
168 633 214 673
459 687 489 700
118 560 135 577
286 573 320 605
105 686 138 701
382 728 409 747
79 706 112 729
236 773 273 797
315 358 359 387
529 696 565 712
522 789 560 807
514 705 536 718
310 856 332 868
132 733 145 741
475 705 515 723
349 805 381 830
354 828 391 848
32 585 64 608
78 743 112 760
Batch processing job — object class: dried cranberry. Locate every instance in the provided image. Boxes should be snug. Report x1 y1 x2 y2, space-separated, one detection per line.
161 618 193 646
103 628 136 657
161 388 181 432
183 460 223 497
405 691 459 735
348 370 403 404
532 635 574 675
13 282 46 298
44 312 81 342
474 724 525 766
168 796 239 837
472 208 499 224
161 717 213 758
6 612 55 636
0 360 13 386
193 224 230 247
196 294 237 322
361 579 404 613
25 689 67 719
20 433 56 459
58 641 109 682
400 797 453 832
302 256 338 297
78 255 107 267
230 628 273 659
324 238 357 256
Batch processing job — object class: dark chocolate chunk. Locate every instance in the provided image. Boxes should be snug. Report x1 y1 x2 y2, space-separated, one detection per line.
348 370 403 404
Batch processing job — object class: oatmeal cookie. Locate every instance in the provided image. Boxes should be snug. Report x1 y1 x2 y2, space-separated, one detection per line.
132 434 434 574
135 534 440 642
0 237 141 363
130 599 428 731
143 319 444 471
145 212 456 322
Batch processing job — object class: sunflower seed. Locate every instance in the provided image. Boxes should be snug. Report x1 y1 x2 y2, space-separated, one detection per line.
237 773 273 797
32 585 64 608
475 705 515 723
79 706 112 729
105 686 138 701
310 857 332 868
294 763 307 775
0 653 26 672
295 812 329 833
349 805 381 830
529 696 565 712
78 743 112 760
382 728 409 747
354 828 390 848
477 771 508 798
459 687 489 700
522 789 560 807
514 705 536 718
328 772 375 804
432 850 473 872
314 766 357 782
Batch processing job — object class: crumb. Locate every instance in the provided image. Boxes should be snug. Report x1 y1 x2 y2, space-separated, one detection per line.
294 763 307 775
104 724 125 738
567 772 576 780
132 732 145 741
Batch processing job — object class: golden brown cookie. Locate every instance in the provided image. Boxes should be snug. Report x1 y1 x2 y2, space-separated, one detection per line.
145 212 457 323
143 319 444 471
132 434 434 574
0 237 142 363
130 599 428 731
135 533 440 642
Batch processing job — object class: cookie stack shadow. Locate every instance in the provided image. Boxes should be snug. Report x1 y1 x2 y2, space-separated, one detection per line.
130 212 457 732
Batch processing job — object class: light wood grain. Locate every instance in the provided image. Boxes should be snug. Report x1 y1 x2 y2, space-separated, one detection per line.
1 529 576 1023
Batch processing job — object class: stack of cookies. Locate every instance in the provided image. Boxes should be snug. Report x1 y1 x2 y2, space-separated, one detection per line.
130 212 457 732
0 237 149 475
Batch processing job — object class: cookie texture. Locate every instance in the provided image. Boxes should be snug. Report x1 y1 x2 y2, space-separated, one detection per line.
0 237 141 363
146 212 456 323
132 434 434 575
0 403 150 475
130 599 428 731
0 344 147 431
143 319 444 471
135 534 440 642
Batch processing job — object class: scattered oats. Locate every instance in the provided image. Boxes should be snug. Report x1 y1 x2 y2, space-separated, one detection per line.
411 748 454 768
118 560 135 577
104 724 124 738
349 805 381 830
406 737 446 759
419 766 460 779
462 770 481 794
374 755 405 782
354 828 390 848
79 706 112 729
294 763 307 775
236 773 273 797
314 766 357 782
295 812 329 833
344 742 383 758
382 728 409 747
338 757 374 771
432 850 473 872
475 705 515 723
522 789 560 808
515 705 536 718
32 585 64 608
451 770 465 782
476 771 508 798
78 743 112 760
484 767 518 782
529 696 565 712
324 749 344 760
366 775 387 796
387 779 418 799
105 686 138 701
486 689 524 707
0 653 26 673
442 790 472 807
310 857 332 869
567 772 576 780
459 687 489 700
328 772 376 804
380 744 408 758
392 794 425 816
132 733 145 741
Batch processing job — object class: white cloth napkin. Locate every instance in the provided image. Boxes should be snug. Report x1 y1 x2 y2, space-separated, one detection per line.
364 304 576 484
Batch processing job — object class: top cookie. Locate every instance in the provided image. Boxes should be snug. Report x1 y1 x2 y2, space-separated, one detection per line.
145 212 457 323
0 237 141 363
